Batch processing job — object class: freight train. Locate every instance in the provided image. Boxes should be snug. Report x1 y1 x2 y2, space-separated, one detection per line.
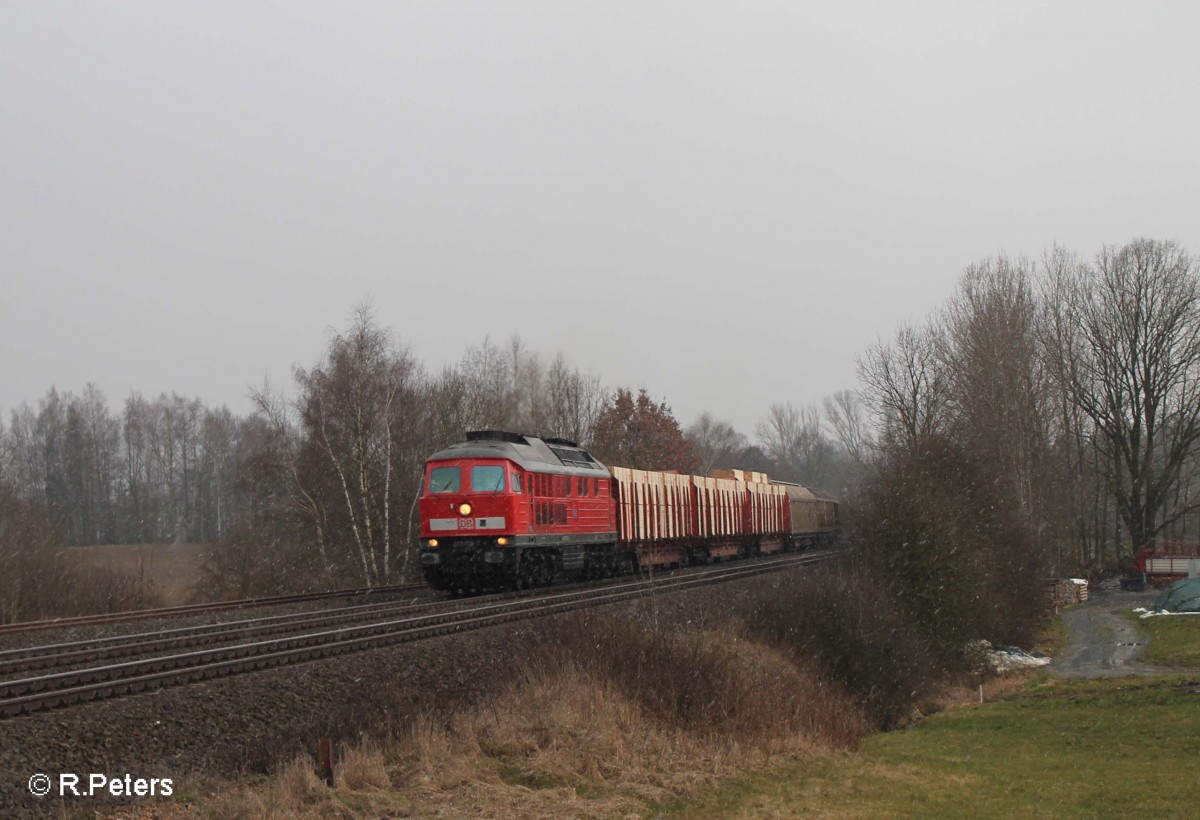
417 431 838 592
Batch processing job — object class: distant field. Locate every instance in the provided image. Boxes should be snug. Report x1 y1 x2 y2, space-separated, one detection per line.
60 543 212 605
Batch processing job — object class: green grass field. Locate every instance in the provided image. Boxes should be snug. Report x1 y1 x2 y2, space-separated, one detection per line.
1136 615 1200 667
662 674 1200 818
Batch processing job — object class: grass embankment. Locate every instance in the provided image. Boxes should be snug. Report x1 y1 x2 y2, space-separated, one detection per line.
162 591 1200 817
1135 615 1200 667
666 673 1200 818
191 610 868 818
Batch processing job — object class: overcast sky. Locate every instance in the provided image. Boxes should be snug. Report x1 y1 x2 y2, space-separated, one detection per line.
3 2 1198 434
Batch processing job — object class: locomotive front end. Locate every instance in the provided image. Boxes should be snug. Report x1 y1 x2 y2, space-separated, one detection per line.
418 456 525 591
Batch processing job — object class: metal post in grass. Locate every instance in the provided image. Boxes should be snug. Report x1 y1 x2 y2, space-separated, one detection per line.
317 738 335 787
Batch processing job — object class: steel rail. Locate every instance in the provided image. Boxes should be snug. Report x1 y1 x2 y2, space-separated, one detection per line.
0 582 426 636
0 555 730 674
0 551 834 718
0 550 826 675
0 592 442 677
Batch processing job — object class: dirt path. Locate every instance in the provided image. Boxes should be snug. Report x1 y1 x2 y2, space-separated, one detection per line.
1050 586 1189 678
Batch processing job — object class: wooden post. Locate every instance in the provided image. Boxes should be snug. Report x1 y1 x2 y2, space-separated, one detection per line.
317 738 335 787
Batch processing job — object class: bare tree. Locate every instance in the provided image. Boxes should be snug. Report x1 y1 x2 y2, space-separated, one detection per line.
941 257 1054 525
857 321 949 450
249 378 333 578
294 302 423 585
544 354 605 443
822 389 871 465
685 412 746 474
459 336 515 431
755 402 831 484
1045 238 1200 551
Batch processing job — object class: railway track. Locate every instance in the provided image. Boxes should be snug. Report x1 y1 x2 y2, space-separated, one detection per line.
0 550 833 719
0 582 426 637
0 592 447 678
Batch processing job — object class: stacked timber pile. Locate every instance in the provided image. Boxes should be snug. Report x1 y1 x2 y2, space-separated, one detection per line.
1046 578 1089 606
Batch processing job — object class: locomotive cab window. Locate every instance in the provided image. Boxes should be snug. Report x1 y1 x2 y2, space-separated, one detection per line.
511 472 522 493
471 465 506 492
428 467 461 493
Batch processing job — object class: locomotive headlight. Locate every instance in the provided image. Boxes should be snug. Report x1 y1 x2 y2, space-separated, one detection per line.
428 539 439 548
497 537 509 545
459 502 472 516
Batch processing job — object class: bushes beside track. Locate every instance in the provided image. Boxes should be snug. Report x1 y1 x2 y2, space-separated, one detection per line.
0 484 162 622
516 610 868 747
856 436 1047 667
739 436 1049 729
738 564 937 729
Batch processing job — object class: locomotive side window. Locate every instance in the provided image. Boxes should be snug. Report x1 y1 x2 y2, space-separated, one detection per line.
471 465 506 492
428 467 461 493
565 476 572 496
511 472 522 493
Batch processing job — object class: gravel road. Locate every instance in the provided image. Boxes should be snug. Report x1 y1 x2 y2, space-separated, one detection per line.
1049 586 1192 678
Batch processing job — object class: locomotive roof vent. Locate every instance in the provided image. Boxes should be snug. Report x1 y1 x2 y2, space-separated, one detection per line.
466 430 530 445
543 436 580 448
546 444 602 470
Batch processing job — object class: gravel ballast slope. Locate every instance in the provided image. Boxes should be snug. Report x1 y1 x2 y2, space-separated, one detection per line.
0 575 766 815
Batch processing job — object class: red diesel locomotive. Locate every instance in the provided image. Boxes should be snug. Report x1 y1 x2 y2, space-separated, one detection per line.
417 430 838 592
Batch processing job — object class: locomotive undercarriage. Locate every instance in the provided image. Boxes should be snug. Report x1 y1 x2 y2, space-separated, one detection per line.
420 538 623 593
420 530 832 594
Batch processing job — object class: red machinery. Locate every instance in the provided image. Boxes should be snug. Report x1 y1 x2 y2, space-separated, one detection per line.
1131 540 1200 584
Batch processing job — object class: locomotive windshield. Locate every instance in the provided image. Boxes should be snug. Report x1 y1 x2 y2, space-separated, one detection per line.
471 465 506 492
428 466 461 493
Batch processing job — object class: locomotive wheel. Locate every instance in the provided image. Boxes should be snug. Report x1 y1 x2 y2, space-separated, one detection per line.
514 550 544 590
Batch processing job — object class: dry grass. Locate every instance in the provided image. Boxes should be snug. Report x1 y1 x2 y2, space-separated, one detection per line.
932 667 1048 710
64 543 211 605
184 618 869 818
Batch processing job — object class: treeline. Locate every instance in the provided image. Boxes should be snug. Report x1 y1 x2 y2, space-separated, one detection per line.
858 238 1200 575
0 302 864 609
3 387 246 546
6 236 1193 618
740 237 1200 716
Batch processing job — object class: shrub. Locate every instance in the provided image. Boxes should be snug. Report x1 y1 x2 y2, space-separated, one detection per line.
515 610 867 749
738 561 937 730
194 527 328 601
855 436 1048 668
